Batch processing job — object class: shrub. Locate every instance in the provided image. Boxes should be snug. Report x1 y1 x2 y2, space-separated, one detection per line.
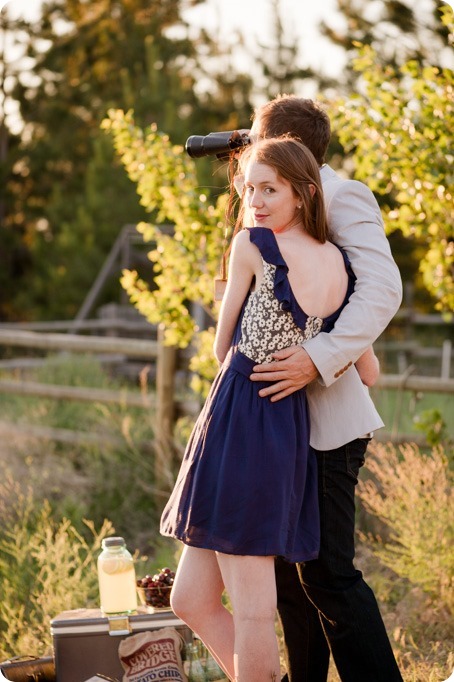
413 408 450 447
357 442 453 612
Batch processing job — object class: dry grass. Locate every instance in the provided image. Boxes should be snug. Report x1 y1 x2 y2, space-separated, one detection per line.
0 401 453 679
354 441 453 682
358 442 453 611
0 476 112 659
0 427 91 509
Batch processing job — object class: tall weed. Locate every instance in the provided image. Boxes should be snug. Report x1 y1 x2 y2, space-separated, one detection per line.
355 442 453 680
358 442 453 611
0 478 112 658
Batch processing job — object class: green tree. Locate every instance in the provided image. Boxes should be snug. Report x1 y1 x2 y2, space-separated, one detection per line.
316 0 453 311
0 7 34 321
330 5 453 313
321 0 451 82
102 109 227 346
103 108 230 391
256 0 334 99
12 131 147 318
9 0 248 320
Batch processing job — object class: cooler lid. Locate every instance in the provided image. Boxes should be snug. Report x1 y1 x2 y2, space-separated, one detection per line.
50 607 185 636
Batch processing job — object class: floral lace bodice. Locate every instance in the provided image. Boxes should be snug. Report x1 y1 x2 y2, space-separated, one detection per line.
238 259 323 364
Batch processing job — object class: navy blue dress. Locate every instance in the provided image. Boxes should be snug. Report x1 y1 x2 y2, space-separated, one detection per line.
160 228 355 562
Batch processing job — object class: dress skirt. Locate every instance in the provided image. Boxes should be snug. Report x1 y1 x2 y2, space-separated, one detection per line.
160 349 320 563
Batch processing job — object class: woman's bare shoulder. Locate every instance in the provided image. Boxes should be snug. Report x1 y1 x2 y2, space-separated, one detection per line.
231 228 258 255
233 228 252 245
230 228 262 272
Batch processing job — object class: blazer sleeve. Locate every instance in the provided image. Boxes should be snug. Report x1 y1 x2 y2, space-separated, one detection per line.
304 178 403 388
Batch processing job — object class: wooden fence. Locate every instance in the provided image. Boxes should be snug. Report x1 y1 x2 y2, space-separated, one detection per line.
0 328 452 460
0 328 197 488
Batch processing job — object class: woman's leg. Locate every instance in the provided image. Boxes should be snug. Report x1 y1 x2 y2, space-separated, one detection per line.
216 553 280 682
170 545 235 679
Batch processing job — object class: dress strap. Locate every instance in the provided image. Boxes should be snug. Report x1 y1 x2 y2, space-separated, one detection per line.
246 227 286 267
245 227 311 330
244 227 356 334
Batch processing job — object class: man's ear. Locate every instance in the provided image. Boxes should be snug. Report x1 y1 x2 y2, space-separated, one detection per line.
309 183 316 198
234 173 245 196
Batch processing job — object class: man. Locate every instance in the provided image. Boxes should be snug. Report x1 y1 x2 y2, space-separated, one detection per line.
248 96 403 681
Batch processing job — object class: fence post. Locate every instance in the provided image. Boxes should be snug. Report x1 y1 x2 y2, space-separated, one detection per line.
441 339 452 379
155 326 178 496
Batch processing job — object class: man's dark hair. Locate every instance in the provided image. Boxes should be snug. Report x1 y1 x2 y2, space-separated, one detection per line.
252 95 331 166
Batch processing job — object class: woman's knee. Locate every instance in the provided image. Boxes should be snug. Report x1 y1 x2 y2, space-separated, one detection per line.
171 546 224 625
171 579 223 628
232 589 276 625
170 580 201 623
218 554 277 623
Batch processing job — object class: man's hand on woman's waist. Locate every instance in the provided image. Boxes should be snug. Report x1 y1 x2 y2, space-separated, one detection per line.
250 346 318 401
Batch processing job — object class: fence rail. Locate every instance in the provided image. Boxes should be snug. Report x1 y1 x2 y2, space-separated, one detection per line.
0 330 452 469
0 329 179 488
375 373 454 394
0 308 451 331
0 329 158 358
0 319 156 333
0 419 128 448
0 378 156 408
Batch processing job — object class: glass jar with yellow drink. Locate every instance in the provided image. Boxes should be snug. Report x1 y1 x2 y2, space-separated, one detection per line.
97 536 137 614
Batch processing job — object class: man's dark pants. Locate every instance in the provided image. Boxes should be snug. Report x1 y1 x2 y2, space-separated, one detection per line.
276 438 403 682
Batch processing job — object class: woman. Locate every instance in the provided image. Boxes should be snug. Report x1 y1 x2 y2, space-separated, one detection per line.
160 137 378 682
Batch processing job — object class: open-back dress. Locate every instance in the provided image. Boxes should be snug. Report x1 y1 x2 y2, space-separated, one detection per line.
160 227 355 562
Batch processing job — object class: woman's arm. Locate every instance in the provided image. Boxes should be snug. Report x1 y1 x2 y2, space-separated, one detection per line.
214 230 259 363
355 346 380 387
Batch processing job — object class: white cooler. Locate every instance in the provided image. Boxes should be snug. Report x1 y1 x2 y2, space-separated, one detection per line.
51 607 192 682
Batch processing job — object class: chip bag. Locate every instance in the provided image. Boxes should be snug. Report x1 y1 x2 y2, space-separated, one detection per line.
118 627 187 682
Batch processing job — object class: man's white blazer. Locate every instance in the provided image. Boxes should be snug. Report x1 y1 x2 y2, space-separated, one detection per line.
305 165 402 450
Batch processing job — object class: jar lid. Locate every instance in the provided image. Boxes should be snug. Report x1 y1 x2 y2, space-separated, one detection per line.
102 536 126 548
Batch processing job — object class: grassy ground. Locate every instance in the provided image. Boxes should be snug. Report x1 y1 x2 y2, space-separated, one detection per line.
370 386 453 440
0 355 452 679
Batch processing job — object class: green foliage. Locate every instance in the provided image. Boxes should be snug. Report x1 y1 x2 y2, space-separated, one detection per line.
0 10 33 321
413 408 450 446
357 442 454 613
331 7 454 313
188 328 218 397
321 0 451 90
7 0 244 321
103 109 228 352
0 353 150 434
0 479 112 658
369 387 454 443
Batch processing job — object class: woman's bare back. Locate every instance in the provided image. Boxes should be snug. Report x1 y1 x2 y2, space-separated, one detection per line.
272 231 348 319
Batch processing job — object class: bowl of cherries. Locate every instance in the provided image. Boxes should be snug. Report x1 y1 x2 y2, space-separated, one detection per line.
136 567 175 612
